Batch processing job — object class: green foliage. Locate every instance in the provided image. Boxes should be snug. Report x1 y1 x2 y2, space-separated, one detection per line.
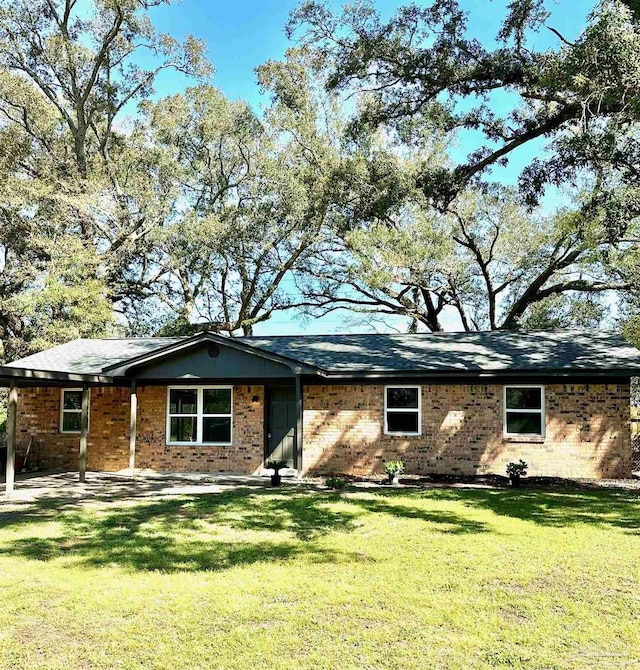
0 0 638 355
286 0 640 333
518 295 605 331
0 0 211 177
623 314 640 350
324 476 347 491
0 0 210 358
155 316 201 338
120 72 348 335
266 460 289 473
0 234 113 361
297 183 636 332
290 0 640 212
0 4 342 352
384 460 405 478
506 460 528 479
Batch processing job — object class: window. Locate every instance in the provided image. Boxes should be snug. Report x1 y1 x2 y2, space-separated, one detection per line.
60 388 88 434
167 386 232 445
504 386 545 437
384 386 421 435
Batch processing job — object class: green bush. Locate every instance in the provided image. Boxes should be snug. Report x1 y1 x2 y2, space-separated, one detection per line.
506 460 528 479
265 460 288 473
384 460 405 481
325 476 347 491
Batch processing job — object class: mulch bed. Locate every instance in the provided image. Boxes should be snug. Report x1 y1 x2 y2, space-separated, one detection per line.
309 472 640 491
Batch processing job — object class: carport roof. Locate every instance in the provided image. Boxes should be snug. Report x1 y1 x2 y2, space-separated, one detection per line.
0 329 639 382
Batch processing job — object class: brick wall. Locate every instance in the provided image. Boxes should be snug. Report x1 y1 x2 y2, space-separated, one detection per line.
16 386 131 471
16 385 265 474
16 381 632 479
134 385 264 473
302 383 632 479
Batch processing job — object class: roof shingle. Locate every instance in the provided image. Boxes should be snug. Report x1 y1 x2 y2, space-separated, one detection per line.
3 330 639 377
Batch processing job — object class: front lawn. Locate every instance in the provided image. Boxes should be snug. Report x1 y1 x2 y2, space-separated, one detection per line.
0 484 639 669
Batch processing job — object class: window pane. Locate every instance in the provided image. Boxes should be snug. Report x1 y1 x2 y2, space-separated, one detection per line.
63 391 83 410
203 389 231 414
170 416 197 442
506 387 542 410
387 388 419 409
386 412 419 434
506 412 542 435
203 417 231 443
62 412 81 432
169 389 197 415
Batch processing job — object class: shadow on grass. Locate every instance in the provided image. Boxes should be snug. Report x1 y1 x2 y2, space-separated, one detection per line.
0 488 366 572
0 486 490 572
343 496 488 534
372 486 640 533
3 484 636 573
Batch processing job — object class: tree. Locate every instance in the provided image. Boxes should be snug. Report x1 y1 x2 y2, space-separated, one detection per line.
286 0 640 330
0 70 115 360
289 0 640 214
3 238 114 360
0 0 210 180
122 66 344 335
295 185 636 331
0 0 210 358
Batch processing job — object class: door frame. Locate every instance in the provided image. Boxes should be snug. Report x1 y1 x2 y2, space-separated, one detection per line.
264 384 298 469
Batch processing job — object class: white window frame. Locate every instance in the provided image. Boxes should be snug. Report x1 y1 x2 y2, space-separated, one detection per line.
384 385 422 436
503 385 545 438
166 385 233 446
60 388 89 434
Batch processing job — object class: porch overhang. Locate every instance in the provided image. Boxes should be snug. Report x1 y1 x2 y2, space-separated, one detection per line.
0 367 113 386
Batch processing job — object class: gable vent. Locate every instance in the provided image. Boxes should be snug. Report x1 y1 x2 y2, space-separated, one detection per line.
207 344 222 359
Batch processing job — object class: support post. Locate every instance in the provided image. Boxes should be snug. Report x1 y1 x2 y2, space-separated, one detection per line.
5 382 17 496
295 375 303 477
79 386 89 483
129 380 137 474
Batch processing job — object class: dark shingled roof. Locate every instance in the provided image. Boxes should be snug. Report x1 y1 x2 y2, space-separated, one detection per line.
4 338 184 375
245 331 640 374
3 330 640 377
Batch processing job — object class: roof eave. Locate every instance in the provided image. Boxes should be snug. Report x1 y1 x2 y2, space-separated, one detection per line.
0 366 114 385
315 367 640 380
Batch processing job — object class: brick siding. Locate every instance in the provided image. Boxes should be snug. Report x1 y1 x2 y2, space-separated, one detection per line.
302 383 632 479
16 386 130 471
134 385 264 473
15 381 632 479
16 385 265 474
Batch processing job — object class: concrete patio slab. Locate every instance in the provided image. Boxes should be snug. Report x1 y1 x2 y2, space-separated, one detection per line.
0 470 302 507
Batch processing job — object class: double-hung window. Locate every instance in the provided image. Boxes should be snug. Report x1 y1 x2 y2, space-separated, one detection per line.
167 386 233 445
384 386 421 435
60 388 88 434
504 385 545 437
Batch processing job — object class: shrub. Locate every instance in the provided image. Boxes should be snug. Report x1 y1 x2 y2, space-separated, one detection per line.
325 476 347 491
384 460 405 482
506 460 528 479
266 460 288 473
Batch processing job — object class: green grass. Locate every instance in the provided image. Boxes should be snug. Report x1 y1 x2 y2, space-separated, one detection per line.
0 484 639 669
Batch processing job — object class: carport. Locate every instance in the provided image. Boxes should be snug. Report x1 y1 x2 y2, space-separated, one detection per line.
0 366 119 496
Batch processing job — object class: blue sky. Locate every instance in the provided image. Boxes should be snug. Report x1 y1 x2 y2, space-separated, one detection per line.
147 0 596 107
141 0 598 335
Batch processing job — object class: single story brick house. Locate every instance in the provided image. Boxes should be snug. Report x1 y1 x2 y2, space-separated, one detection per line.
1 330 639 489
